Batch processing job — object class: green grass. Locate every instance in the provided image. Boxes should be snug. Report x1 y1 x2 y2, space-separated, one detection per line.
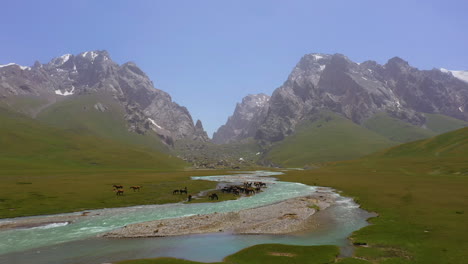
36 92 168 152
266 111 396 167
0 107 185 171
0 169 232 218
116 244 339 264
274 127 468 264
424 113 468 134
363 112 436 142
0 95 51 117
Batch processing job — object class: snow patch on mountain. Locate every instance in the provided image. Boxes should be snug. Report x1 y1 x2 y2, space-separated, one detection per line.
0 63 31 70
148 118 163 129
440 68 468 83
55 86 75 96
312 54 323 60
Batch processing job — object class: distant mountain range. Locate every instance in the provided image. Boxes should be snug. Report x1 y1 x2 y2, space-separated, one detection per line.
214 53 468 144
1 51 467 167
0 50 209 147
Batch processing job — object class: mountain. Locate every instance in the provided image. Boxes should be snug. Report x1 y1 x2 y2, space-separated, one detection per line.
213 93 270 144
440 68 468 83
214 53 468 166
0 51 209 146
256 53 468 143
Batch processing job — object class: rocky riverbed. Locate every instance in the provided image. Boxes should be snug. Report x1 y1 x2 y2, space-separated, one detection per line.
102 191 335 238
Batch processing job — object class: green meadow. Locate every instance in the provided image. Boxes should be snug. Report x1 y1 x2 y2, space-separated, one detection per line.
115 128 468 264
1 102 467 263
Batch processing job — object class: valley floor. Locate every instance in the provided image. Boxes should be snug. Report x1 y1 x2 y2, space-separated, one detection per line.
102 191 334 238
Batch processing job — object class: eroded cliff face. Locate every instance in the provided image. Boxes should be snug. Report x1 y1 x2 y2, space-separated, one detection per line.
0 50 209 144
214 53 468 144
213 93 270 144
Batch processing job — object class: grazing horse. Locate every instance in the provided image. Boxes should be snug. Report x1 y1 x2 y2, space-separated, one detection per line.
179 189 188 195
173 189 180 195
187 195 192 202
113 184 123 189
115 189 124 196
209 193 219 200
246 188 255 195
130 186 142 192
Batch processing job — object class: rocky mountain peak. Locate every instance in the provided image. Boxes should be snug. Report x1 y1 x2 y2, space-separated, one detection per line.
195 119 204 129
212 93 270 144
0 50 210 144
250 53 468 143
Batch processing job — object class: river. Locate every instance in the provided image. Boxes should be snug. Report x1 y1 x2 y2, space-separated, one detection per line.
0 171 374 264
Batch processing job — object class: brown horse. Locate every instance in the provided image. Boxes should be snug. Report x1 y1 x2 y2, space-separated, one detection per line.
113 184 123 189
115 189 124 196
130 186 142 192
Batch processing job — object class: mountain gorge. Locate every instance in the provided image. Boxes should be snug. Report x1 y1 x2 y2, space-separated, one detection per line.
0 51 209 149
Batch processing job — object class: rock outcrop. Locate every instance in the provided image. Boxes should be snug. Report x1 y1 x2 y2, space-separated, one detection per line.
213 93 270 144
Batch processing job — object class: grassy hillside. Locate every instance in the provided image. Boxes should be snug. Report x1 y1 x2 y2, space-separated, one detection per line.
266 111 396 167
275 127 468 264
0 95 53 117
363 112 436 142
424 113 468 134
0 107 185 172
174 137 262 168
36 93 168 152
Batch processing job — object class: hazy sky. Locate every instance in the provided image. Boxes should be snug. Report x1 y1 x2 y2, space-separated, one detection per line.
2 0 468 136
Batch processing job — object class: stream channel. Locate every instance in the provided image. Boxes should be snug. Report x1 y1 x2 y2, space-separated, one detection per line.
0 171 375 264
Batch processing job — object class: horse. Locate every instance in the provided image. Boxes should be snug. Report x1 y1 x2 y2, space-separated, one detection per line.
115 189 124 196
179 189 188 195
187 195 192 202
173 189 180 195
246 188 255 195
130 186 142 192
113 184 123 189
209 193 219 200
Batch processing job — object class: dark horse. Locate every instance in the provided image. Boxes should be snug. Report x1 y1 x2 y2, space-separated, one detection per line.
113 184 123 189
174 187 188 195
187 195 192 202
209 193 219 200
130 186 142 192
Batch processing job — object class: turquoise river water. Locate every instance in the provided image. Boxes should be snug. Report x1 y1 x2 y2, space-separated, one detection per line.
0 171 374 264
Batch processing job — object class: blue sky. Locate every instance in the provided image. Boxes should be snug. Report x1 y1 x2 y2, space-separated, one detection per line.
2 0 468 136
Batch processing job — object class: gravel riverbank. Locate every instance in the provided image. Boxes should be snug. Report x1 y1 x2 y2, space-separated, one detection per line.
102 190 335 238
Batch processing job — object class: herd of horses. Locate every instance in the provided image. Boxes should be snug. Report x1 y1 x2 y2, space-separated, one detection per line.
220 181 267 196
112 184 142 196
111 181 268 201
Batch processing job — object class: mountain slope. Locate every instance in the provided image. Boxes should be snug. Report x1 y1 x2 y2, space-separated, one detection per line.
266 111 395 166
277 127 468 264
213 93 270 144
0 50 209 147
36 92 169 152
362 112 437 142
373 126 468 159
0 107 186 171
